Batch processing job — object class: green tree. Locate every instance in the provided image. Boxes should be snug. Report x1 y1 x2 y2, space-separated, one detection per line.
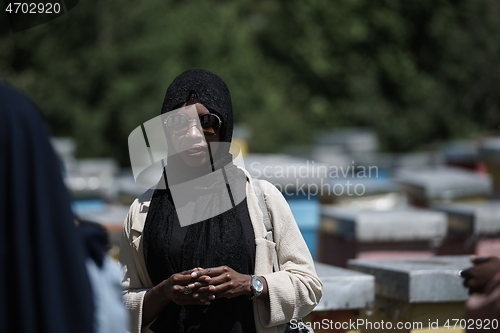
1 0 499 164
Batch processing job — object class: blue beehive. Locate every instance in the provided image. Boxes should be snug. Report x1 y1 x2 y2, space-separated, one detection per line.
285 194 320 259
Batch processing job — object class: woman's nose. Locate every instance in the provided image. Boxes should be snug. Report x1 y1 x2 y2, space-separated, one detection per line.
185 122 204 141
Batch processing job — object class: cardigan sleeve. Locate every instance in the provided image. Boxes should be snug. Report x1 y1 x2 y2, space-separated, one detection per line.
258 180 322 327
119 197 152 333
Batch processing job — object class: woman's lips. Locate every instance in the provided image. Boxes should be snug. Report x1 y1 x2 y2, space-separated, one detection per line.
185 147 207 156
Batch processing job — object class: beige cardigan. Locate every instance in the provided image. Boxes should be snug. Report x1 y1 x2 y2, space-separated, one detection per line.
119 167 322 333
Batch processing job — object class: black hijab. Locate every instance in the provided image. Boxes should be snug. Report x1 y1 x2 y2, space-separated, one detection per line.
161 69 234 146
0 81 94 333
143 70 256 333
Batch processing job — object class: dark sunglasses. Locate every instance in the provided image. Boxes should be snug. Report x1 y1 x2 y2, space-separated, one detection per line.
165 113 222 136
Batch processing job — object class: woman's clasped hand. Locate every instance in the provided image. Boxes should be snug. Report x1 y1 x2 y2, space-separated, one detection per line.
156 266 255 306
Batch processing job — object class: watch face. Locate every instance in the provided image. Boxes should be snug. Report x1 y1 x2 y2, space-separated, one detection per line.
252 276 263 293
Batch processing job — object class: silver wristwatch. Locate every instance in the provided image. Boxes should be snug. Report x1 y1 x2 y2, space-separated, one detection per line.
250 275 263 300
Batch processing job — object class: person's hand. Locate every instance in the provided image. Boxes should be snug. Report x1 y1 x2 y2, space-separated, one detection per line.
461 256 500 294
155 268 212 305
191 266 252 300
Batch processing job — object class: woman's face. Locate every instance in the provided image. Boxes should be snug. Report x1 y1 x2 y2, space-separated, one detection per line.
166 103 221 167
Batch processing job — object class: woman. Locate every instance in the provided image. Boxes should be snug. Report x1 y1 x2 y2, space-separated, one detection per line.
0 81 94 333
120 69 322 333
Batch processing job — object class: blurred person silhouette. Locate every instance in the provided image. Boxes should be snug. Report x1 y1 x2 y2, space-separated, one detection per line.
461 256 500 331
120 69 321 333
77 218 129 333
0 81 94 333
0 81 128 333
